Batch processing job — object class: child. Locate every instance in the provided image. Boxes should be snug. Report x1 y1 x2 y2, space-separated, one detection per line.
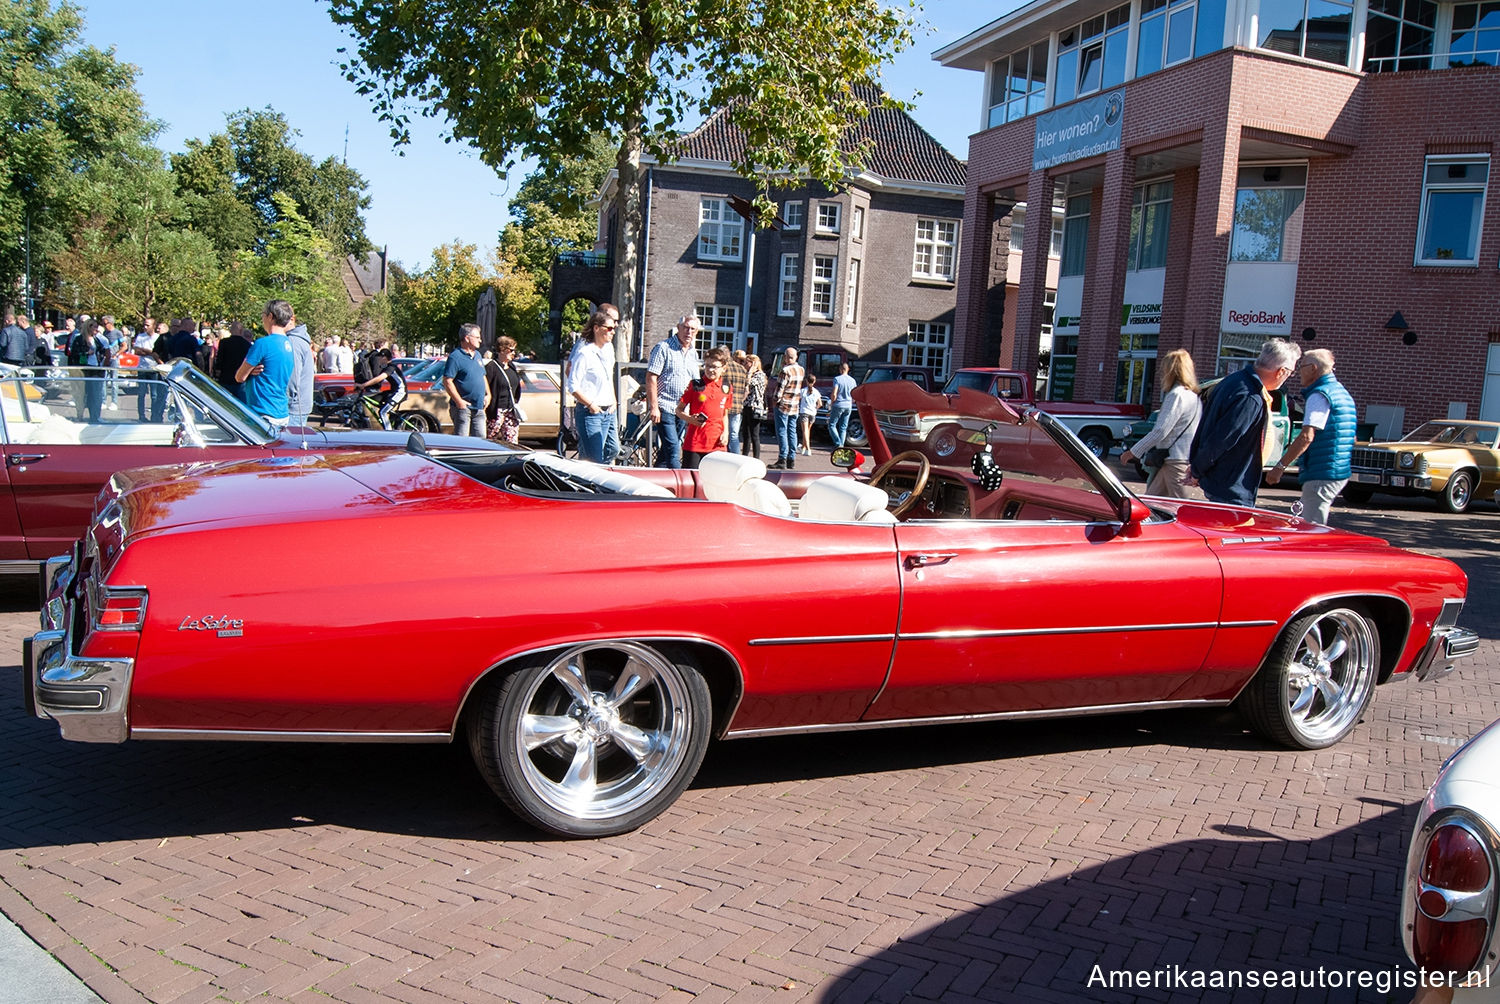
798 374 820 455
676 349 734 469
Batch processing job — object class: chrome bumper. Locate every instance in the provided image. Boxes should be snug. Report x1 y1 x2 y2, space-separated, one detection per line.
1411 599 1480 683
1348 468 1432 490
25 551 132 743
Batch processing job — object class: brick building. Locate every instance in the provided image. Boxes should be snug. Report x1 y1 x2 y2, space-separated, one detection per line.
597 98 968 377
938 0 1500 430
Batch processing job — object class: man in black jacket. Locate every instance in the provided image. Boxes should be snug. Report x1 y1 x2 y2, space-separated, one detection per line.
1188 339 1301 506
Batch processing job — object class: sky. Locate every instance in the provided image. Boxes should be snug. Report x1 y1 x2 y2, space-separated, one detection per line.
77 1 997 272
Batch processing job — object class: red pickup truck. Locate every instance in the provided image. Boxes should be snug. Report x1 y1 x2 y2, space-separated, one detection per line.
942 368 1144 457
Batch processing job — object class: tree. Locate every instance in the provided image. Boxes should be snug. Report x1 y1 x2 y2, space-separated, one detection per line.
329 0 919 366
49 140 223 324
221 193 355 337
1 0 154 308
390 241 494 348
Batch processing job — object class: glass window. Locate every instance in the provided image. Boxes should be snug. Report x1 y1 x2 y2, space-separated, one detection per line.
1009 207 1026 252
845 260 861 323
693 305 738 351
1127 181 1174 271
816 202 841 234
697 198 743 261
1195 0 1228 56
1230 166 1307 262
1257 0 1353 65
1060 194 1091 277
852 206 865 241
1417 156 1489 265
905 322 952 379
1051 212 1065 256
1365 0 1437 70
782 201 803 230
778 254 799 316
1448 1 1500 66
988 43 1050 127
1054 5 1129 102
913 218 959 281
1137 0 1168 76
810 255 837 319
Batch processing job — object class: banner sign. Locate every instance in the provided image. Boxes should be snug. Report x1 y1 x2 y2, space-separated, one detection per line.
1033 90 1125 171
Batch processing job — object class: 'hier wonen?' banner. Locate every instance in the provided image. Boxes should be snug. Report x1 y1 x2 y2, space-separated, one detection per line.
1033 90 1125 171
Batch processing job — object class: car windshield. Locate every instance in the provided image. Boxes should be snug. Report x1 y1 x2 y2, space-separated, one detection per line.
170 364 275 440
1404 422 1468 445
855 380 1130 522
406 358 446 382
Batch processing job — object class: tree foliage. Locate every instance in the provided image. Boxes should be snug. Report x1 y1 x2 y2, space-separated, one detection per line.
0 0 153 303
329 0 919 362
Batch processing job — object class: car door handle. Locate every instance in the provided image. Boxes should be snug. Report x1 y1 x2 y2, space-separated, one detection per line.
904 552 957 569
6 453 47 466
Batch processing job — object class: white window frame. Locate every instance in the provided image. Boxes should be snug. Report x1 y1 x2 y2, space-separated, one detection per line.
782 200 804 230
693 304 739 351
1415 154 1490 266
810 254 838 320
778 254 800 316
851 206 865 241
697 197 744 262
815 202 842 234
845 260 861 323
902 321 952 379
912 218 960 281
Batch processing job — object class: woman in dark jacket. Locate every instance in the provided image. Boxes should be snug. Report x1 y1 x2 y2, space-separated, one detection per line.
485 336 523 443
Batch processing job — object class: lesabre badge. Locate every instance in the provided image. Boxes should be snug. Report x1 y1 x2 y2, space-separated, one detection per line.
179 614 244 638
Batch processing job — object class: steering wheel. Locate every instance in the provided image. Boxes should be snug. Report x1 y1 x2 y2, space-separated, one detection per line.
867 450 932 517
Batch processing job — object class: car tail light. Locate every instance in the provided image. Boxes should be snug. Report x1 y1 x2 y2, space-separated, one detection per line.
89 582 148 633
1412 818 1495 977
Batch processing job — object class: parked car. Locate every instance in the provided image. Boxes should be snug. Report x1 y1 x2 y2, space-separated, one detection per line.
942 368 1143 457
0 362 523 570
1346 420 1500 513
814 364 937 447
26 378 1476 838
1402 716 1500 1001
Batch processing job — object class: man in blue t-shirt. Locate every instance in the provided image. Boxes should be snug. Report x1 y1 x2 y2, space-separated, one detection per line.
236 299 296 427
442 322 489 437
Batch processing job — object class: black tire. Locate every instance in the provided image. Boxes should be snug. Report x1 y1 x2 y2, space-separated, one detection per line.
394 411 434 433
1237 607 1379 750
847 416 868 448
1341 485 1374 505
467 642 712 837
1079 429 1110 459
1440 470 1475 514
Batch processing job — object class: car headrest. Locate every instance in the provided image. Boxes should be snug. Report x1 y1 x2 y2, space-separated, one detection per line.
799 476 897 523
737 478 793 517
698 452 768 502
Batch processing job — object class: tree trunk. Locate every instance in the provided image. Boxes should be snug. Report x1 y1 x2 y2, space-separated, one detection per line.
611 115 645 429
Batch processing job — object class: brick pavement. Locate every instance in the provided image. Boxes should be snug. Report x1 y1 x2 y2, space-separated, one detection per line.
1 487 1496 1004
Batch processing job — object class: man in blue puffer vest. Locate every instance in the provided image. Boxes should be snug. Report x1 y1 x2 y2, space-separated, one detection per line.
1266 348 1355 524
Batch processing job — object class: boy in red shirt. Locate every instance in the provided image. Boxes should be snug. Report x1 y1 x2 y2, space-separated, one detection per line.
676 348 734 469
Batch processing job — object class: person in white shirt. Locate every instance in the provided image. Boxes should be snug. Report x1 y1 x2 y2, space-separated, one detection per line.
1121 348 1204 499
565 306 620 463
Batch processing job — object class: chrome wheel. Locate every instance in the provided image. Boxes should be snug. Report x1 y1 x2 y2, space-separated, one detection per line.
1240 607 1378 749
1441 471 1474 514
470 642 711 836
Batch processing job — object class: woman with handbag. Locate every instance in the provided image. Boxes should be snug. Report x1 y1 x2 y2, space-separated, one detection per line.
1121 348 1203 499
485 336 525 444
740 354 768 460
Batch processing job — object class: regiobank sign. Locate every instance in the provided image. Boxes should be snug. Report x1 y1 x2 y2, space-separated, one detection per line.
1033 90 1124 171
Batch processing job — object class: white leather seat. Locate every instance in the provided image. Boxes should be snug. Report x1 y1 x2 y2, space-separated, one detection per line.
699 452 765 501
799 476 898 523
697 452 792 516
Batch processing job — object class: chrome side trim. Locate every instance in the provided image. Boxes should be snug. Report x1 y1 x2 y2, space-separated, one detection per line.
749 633 897 647
131 728 450 743
723 698 1233 739
751 620 1273 646
1412 597 1477 682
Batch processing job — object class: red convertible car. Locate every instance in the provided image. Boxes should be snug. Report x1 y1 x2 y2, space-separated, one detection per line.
0 362 521 570
26 381 1478 837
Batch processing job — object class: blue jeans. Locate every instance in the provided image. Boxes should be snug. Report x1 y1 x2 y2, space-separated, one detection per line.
449 404 485 437
774 410 798 460
655 414 686 469
828 405 853 447
726 411 743 456
577 406 620 464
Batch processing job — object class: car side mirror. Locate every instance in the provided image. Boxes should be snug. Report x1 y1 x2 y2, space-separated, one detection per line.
1118 495 1150 534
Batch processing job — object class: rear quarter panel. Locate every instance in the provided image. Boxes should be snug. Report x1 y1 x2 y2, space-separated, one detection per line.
115 491 902 736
